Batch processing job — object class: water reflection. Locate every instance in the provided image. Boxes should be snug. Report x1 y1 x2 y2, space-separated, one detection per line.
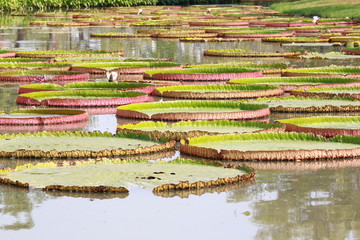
0 185 51 231
228 168 360 240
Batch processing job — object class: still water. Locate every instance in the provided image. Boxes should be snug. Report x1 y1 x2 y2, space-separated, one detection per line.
0 15 360 240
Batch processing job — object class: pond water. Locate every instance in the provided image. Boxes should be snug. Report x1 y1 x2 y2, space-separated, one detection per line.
0 14 360 240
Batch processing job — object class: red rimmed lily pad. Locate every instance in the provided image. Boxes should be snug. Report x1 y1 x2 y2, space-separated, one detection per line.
17 90 151 107
180 132 360 161
18 82 155 94
0 109 88 125
153 84 284 99
116 100 270 121
0 131 176 159
276 116 360 137
0 70 89 83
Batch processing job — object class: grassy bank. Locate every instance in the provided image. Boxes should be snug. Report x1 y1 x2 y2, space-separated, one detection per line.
271 0 360 18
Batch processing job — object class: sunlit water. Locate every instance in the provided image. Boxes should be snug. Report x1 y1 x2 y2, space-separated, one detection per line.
0 14 360 240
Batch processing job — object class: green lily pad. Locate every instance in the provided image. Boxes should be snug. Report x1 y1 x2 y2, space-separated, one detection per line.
118 120 284 140
276 116 360 137
116 100 270 120
180 132 360 161
252 96 360 112
153 84 283 99
0 131 175 158
0 158 255 195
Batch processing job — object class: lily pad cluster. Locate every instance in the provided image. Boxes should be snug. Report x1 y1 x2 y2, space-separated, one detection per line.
2 4 360 196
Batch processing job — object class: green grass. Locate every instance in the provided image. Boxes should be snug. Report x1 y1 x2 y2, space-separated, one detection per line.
271 0 360 18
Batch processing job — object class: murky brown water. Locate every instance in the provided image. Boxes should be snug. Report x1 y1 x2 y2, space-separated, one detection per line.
0 14 360 239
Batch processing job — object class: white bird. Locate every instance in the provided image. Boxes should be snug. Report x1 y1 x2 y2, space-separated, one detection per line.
204 8 211 15
106 71 119 82
137 9 143 15
312 16 320 24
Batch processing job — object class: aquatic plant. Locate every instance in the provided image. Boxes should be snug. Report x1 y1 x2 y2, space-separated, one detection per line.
189 20 249 27
330 36 360 42
220 30 295 38
180 131 360 161
188 63 289 74
70 61 182 74
229 76 360 91
0 109 88 125
252 96 360 113
282 67 360 78
291 86 360 100
179 38 242 43
0 57 51 63
0 62 71 71
0 70 89 83
0 158 255 196
17 90 150 107
143 67 262 81
153 84 284 99
116 100 270 120
276 116 360 137
90 32 151 38
263 37 329 43
117 120 285 141
342 47 360 55
204 49 301 57
16 50 124 59
0 131 175 159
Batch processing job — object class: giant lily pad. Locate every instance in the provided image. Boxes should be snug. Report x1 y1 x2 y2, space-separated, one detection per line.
16 50 124 58
0 62 71 71
204 49 301 57
252 96 360 112
229 76 360 91
70 61 182 74
291 86 360 100
220 30 295 38
117 120 285 140
18 82 155 94
0 158 255 196
0 70 89 83
153 84 284 99
276 116 360 137
0 131 175 159
180 132 360 161
282 67 360 78
17 90 151 107
0 109 88 125
143 67 263 81
263 37 329 43
298 52 360 60
116 100 270 120
188 63 289 75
